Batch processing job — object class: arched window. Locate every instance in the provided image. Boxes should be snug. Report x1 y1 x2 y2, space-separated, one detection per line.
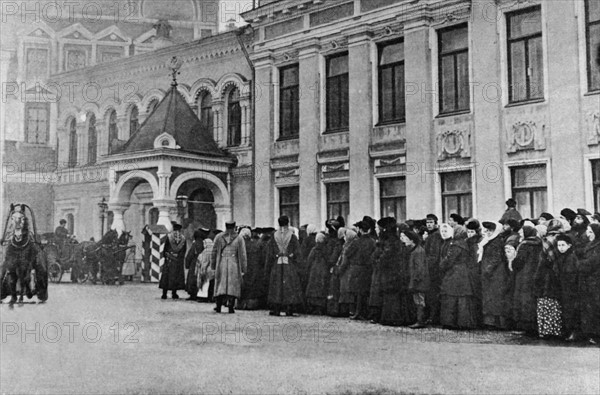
66 213 75 235
68 118 77 168
198 92 213 135
108 110 118 154
148 99 159 113
129 106 139 135
227 88 241 146
87 113 97 164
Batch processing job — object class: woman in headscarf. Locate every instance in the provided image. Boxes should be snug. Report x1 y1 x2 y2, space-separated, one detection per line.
534 229 565 339
299 224 318 293
578 223 600 344
400 229 429 328
239 227 263 310
479 221 511 330
465 219 483 325
511 223 543 335
335 229 359 316
305 232 330 314
379 220 414 326
438 225 477 329
326 226 350 317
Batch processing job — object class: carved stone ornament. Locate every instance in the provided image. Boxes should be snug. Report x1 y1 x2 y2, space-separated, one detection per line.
436 128 471 160
506 120 546 153
322 163 349 173
587 111 600 146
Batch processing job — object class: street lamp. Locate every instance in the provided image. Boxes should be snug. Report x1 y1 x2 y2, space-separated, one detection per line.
98 197 108 235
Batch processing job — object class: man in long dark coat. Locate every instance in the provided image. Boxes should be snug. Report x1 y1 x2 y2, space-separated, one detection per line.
210 221 247 313
266 215 304 316
423 214 443 324
185 228 208 300
160 223 186 299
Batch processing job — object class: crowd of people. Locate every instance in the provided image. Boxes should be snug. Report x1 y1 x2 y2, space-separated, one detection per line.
156 199 600 345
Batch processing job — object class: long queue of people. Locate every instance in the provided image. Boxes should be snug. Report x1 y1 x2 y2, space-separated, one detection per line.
158 202 600 346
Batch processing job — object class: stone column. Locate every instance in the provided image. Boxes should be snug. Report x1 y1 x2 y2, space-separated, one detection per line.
77 120 87 165
347 29 374 224
252 52 275 227
212 102 224 147
152 199 177 232
404 21 435 217
297 40 321 227
108 203 130 235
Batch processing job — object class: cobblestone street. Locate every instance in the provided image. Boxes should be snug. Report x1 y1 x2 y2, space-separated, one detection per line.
1 283 598 394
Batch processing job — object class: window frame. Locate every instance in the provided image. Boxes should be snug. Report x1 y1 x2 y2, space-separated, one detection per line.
129 106 139 135
379 177 407 221
510 164 548 218
440 171 473 221
438 23 470 114
326 182 350 222
585 0 600 92
279 64 300 140
378 39 406 125
24 102 50 144
325 52 349 133
226 88 242 147
87 113 97 164
108 109 118 154
592 159 600 211
506 6 544 104
68 118 77 168
278 186 300 228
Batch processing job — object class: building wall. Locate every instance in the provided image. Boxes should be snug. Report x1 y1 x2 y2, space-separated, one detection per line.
244 0 600 228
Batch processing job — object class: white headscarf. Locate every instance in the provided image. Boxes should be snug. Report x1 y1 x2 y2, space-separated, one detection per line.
239 228 251 239
306 224 318 235
477 221 503 262
439 223 454 240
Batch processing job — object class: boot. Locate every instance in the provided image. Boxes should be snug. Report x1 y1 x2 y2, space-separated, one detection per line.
228 297 235 314
161 290 167 300
214 296 222 313
172 291 179 299
409 306 426 329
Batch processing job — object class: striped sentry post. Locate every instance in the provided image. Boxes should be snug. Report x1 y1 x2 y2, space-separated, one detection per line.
147 225 168 283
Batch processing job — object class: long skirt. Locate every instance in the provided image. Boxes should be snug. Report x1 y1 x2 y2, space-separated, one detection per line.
380 291 415 326
440 295 477 329
537 297 563 337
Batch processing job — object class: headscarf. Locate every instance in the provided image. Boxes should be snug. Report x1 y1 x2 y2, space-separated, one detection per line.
306 224 318 235
344 229 358 244
589 223 600 240
439 223 454 240
478 221 503 262
535 224 547 238
453 225 468 240
239 228 251 239
315 232 326 244
337 227 348 240
290 226 299 239
558 218 571 232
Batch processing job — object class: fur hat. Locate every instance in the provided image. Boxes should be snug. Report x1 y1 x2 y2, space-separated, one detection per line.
560 208 577 223
555 233 573 245
426 213 438 222
400 229 421 245
450 213 465 225
465 219 481 231
482 221 497 231
506 198 517 208
539 212 554 221
377 217 397 230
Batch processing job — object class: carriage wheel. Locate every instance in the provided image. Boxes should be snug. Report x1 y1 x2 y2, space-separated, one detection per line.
48 263 62 283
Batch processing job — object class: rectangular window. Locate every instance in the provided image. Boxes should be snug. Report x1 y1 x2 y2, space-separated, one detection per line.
511 165 547 218
439 24 470 114
279 65 300 139
380 177 406 221
586 0 600 91
279 186 300 228
592 160 600 212
24 103 49 144
379 40 405 123
507 7 544 103
326 182 350 223
441 171 472 221
326 53 349 132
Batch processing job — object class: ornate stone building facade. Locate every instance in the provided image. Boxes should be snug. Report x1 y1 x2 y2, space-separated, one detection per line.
2 0 600 247
244 0 600 228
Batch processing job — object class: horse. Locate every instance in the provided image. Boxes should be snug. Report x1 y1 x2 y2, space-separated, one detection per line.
0 205 47 307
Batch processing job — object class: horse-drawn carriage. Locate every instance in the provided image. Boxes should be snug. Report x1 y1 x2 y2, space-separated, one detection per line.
43 230 134 285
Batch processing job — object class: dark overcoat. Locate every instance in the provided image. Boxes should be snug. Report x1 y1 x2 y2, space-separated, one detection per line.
159 235 186 291
480 236 511 319
511 237 543 330
578 240 600 336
